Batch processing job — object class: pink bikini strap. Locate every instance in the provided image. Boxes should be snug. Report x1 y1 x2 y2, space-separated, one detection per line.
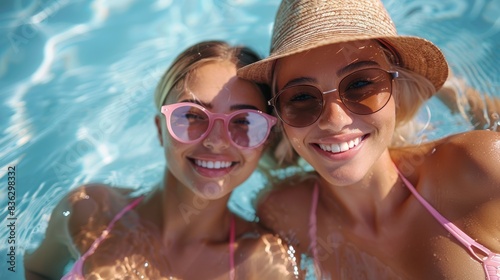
68 198 237 279
65 196 144 278
396 168 492 262
309 183 320 274
229 215 236 280
81 197 144 258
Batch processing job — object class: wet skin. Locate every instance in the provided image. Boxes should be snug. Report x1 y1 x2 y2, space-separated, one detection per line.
258 41 500 279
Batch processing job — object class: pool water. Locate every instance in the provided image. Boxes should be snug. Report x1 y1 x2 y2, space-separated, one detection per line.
0 0 499 279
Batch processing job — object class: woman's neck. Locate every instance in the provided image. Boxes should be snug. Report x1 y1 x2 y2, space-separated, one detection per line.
160 171 234 246
318 150 408 230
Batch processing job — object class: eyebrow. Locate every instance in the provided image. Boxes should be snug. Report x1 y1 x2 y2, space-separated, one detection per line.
282 77 317 89
337 60 381 77
179 99 210 108
179 99 260 111
280 60 381 89
230 104 260 111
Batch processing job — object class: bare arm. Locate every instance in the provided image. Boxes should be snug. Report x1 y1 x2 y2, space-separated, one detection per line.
24 184 117 279
256 175 318 257
426 131 500 250
23 194 75 279
436 72 500 132
237 232 302 279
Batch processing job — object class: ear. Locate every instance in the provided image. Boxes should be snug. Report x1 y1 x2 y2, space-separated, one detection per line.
154 115 164 146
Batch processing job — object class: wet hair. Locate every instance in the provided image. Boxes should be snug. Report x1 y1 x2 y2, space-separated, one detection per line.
154 40 272 113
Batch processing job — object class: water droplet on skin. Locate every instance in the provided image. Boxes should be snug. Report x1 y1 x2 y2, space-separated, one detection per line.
291 138 301 149
431 148 437 154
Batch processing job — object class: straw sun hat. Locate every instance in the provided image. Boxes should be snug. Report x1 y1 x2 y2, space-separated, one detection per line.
238 0 449 91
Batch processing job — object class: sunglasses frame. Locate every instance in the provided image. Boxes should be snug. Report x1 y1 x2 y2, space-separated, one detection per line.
269 68 399 127
161 103 277 149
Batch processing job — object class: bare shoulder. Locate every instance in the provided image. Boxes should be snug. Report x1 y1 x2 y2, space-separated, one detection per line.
392 131 500 251
64 184 134 234
433 131 500 183
24 183 134 279
392 130 500 211
258 172 319 211
256 172 318 254
430 131 500 249
436 130 500 197
393 130 500 185
32 183 133 249
441 130 500 151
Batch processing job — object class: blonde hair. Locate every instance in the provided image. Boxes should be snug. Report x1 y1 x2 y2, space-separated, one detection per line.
154 41 272 111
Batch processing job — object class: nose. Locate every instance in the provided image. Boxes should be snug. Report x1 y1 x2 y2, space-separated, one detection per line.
316 94 353 131
202 119 231 151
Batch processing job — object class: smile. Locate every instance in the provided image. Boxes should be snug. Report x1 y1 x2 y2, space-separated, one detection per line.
194 159 233 169
318 136 363 153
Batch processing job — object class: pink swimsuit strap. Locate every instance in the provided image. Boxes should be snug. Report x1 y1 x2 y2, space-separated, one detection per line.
308 170 500 280
62 196 144 280
62 196 237 280
396 169 500 280
309 183 320 274
229 214 236 280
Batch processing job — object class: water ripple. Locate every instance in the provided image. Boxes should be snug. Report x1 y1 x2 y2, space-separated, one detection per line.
0 2 498 279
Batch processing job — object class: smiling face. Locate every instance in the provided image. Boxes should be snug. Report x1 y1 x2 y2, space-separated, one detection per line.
274 40 396 186
156 60 268 199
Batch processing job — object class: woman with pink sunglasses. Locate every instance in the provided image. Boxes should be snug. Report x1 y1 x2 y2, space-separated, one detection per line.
24 41 298 280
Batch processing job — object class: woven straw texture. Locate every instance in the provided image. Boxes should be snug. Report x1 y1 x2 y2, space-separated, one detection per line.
238 0 448 91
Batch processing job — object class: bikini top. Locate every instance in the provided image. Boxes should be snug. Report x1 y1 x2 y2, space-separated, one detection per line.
61 197 236 280
308 171 500 280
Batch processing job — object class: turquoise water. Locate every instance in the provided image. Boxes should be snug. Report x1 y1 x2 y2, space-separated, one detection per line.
0 0 499 279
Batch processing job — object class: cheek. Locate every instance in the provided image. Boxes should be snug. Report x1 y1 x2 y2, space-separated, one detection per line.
164 134 188 160
283 126 308 151
163 128 183 148
240 148 265 172
369 100 396 144
242 148 264 163
378 99 396 128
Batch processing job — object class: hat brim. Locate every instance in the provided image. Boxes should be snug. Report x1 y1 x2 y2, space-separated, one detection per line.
238 35 448 92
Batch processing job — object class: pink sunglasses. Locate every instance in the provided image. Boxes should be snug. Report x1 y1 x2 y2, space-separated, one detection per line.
161 103 277 149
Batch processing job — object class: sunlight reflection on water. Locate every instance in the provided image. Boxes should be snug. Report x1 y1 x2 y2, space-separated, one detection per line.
0 0 498 279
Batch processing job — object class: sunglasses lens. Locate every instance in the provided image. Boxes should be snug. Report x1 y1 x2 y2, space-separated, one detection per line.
339 69 392 115
170 105 209 142
229 111 270 148
274 69 393 127
275 85 323 127
167 104 272 148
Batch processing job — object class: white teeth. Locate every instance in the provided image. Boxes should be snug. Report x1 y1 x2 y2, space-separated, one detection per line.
318 137 362 154
348 140 355 148
339 142 349 152
195 160 232 169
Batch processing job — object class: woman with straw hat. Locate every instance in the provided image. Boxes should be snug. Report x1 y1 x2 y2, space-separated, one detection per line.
238 0 500 278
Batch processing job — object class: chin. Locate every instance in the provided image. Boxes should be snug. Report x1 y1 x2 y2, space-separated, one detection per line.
191 181 232 200
321 164 371 187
